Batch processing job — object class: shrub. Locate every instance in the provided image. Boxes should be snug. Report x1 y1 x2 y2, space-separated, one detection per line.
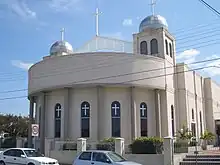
63 143 77 150
1 137 16 148
96 138 115 151
130 137 163 154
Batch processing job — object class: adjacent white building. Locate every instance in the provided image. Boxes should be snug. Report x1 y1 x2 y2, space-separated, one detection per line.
28 11 220 153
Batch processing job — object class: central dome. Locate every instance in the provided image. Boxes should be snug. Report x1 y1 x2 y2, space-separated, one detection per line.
50 40 73 56
139 15 168 32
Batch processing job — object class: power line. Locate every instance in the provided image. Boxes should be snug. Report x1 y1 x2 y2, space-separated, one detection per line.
198 0 220 17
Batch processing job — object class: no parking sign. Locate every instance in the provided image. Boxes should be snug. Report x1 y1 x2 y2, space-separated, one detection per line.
31 124 39 137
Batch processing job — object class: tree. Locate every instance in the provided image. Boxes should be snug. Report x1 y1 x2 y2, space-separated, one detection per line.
0 114 29 137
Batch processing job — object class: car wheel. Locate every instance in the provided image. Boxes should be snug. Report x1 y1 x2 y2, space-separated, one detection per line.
0 161 5 165
28 163 35 165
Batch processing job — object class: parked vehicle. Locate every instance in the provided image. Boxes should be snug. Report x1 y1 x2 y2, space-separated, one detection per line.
73 150 142 165
0 148 59 165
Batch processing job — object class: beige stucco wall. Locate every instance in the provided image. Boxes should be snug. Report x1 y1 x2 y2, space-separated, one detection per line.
34 87 165 143
28 52 168 95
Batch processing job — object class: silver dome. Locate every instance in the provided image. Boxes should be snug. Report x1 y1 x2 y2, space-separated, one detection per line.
139 15 168 32
50 40 73 56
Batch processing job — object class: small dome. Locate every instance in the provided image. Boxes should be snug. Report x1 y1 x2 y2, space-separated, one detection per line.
139 15 168 32
50 40 73 56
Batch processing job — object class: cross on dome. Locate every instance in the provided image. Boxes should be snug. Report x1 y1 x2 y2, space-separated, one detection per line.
94 7 102 36
150 0 156 15
60 28 65 41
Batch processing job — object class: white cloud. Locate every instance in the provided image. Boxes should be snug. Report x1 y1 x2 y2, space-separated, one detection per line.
0 0 36 19
176 49 200 60
48 0 83 12
202 55 220 76
11 60 33 71
122 19 133 26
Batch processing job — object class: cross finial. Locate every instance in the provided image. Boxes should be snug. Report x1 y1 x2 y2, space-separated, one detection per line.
94 7 102 36
60 28 65 41
150 0 156 15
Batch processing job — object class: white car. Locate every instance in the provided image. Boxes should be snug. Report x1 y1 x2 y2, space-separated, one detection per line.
73 150 142 165
0 148 59 165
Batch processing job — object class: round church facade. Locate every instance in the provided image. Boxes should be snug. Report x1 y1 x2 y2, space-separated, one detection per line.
28 14 177 151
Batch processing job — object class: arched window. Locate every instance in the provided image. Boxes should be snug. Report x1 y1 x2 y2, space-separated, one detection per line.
81 101 90 138
150 38 158 55
199 111 203 135
171 105 175 137
111 101 121 137
165 40 168 55
140 41 148 55
169 43 173 58
54 103 62 138
140 102 147 136
192 109 195 120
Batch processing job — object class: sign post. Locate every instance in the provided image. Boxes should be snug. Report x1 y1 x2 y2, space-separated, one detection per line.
31 124 39 137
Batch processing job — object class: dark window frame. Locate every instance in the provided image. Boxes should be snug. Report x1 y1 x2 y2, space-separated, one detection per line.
111 101 121 137
140 102 147 137
81 101 90 138
54 103 62 138
140 41 148 55
150 38 158 55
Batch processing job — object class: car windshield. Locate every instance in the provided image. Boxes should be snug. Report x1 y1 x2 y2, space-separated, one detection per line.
107 152 126 162
24 150 44 157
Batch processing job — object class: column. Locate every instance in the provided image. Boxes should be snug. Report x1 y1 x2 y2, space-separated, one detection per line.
155 89 162 137
115 138 125 156
28 97 34 148
40 93 46 154
64 88 70 139
130 87 137 140
77 138 87 154
163 137 174 165
97 86 104 140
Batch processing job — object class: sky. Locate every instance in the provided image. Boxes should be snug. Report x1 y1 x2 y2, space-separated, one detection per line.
0 0 220 115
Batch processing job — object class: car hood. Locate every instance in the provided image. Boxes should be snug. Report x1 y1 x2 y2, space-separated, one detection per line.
28 157 58 163
115 161 142 165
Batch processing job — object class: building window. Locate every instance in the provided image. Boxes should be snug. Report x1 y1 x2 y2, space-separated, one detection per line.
169 43 172 58
54 103 62 138
191 123 196 137
150 38 158 55
140 102 147 136
200 111 203 135
81 101 90 138
171 105 175 137
140 41 148 55
111 101 121 137
192 109 195 120
165 40 168 55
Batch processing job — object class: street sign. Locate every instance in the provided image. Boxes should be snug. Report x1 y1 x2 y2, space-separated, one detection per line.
31 124 39 137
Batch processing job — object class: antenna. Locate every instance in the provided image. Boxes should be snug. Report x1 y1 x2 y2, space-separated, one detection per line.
150 0 156 15
60 28 65 41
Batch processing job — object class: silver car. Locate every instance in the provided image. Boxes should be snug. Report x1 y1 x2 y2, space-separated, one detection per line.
73 150 142 165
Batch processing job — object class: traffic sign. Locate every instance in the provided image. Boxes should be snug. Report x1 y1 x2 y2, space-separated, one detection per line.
31 124 39 137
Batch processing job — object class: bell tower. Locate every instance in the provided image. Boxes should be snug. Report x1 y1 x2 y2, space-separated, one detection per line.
133 0 176 65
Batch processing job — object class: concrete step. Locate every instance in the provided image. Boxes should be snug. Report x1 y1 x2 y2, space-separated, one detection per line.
183 157 220 161
186 154 220 158
180 161 220 165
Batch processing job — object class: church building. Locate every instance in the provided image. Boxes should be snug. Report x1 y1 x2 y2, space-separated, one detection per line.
27 6 220 153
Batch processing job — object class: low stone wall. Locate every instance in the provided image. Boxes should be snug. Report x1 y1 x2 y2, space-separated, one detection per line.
49 150 77 164
49 150 164 165
124 154 164 165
